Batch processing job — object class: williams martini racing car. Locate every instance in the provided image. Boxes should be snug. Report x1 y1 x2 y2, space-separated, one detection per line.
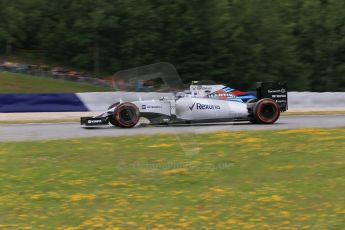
81 81 288 128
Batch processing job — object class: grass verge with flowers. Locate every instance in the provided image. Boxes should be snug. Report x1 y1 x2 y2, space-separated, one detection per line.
0 128 344 229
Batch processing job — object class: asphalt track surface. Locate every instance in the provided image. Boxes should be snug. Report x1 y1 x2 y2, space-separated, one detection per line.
0 115 344 142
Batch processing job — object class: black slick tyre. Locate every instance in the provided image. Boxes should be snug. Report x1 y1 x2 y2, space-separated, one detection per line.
114 103 140 128
253 98 280 124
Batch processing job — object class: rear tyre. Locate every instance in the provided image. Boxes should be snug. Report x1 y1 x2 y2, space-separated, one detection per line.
253 99 280 124
114 103 140 128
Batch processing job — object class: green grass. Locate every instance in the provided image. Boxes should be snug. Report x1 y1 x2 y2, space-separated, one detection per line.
0 72 111 93
0 128 344 229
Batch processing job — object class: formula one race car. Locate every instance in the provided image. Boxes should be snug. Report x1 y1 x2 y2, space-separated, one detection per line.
81 81 288 128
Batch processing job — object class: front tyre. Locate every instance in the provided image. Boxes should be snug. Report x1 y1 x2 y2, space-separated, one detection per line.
253 99 280 124
114 103 140 128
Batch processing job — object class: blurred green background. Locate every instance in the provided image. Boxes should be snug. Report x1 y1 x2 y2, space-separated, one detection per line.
1 0 345 91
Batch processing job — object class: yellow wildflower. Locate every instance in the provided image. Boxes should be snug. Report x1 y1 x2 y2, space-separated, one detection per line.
227 219 238 224
280 211 290 217
70 193 96 201
110 181 128 186
31 194 41 200
161 168 188 175
209 187 226 194
256 195 283 202
148 143 173 148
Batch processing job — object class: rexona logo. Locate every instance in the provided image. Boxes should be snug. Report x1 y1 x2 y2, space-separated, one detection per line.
189 103 221 111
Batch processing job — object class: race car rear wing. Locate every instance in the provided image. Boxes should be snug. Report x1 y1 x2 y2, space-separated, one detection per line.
256 82 288 112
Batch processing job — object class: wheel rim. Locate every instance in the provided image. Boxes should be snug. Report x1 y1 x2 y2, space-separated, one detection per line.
256 99 280 124
119 107 136 122
260 103 276 120
115 103 140 128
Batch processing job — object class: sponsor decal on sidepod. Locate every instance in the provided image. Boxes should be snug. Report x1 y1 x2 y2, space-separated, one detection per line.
189 103 221 111
142 105 162 110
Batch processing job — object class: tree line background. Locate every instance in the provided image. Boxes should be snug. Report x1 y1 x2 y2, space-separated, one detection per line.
0 0 345 91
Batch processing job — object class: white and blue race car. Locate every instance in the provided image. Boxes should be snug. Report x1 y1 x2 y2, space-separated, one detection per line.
81 81 288 128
